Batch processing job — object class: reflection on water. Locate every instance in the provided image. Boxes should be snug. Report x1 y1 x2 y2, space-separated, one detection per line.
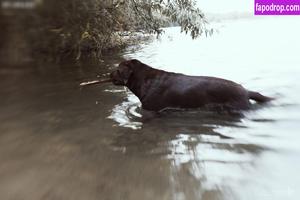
1 17 300 200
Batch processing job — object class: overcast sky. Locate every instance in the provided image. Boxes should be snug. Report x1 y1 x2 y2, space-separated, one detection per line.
197 0 253 13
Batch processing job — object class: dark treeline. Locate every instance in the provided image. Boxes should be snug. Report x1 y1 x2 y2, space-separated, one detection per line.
21 0 208 61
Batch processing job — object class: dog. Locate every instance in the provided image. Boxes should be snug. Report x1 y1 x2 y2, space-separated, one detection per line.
110 59 273 111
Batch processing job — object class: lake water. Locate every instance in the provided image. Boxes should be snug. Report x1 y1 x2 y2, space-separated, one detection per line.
1 17 300 200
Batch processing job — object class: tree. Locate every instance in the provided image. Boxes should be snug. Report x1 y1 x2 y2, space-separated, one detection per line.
128 0 208 38
28 0 208 60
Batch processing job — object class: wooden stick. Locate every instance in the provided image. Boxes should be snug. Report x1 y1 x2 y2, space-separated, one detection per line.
79 78 112 86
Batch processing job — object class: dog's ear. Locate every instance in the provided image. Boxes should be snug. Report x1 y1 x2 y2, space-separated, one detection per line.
119 65 133 85
117 59 140 85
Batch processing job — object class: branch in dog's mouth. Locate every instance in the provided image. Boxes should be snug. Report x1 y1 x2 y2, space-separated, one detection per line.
79 78 112 86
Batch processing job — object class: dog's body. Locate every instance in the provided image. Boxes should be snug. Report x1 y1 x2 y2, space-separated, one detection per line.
110 59 273 111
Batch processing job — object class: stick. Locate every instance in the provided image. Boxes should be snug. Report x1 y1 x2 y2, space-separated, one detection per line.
79 78 112 86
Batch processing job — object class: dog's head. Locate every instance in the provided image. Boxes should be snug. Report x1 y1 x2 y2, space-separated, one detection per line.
110 59 141 86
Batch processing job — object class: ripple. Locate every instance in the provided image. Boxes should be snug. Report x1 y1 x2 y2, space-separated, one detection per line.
107 92 142 130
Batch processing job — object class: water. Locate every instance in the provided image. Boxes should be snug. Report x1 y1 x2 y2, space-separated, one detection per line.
1 17 300 200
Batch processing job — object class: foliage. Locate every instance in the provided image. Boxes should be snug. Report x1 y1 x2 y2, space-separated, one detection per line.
129 0 208 38
28 0 208 60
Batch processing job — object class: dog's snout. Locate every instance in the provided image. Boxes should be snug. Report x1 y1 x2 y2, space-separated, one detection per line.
110 71 116 79
110 70 125 85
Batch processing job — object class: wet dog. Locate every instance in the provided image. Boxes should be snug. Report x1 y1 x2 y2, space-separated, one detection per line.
110 59 273 111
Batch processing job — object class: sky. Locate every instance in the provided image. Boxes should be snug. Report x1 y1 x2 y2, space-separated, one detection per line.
197 0 253 14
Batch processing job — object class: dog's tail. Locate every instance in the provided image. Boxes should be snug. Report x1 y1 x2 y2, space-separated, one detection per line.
248 91 274 103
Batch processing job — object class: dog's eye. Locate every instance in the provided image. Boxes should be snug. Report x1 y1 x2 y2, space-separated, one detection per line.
116 69 122 76
124 62 131 67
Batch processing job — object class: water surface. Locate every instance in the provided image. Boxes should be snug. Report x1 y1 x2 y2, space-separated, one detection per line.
1 17 300 200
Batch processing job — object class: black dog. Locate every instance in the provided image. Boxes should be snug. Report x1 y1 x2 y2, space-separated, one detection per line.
110 59 273 111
